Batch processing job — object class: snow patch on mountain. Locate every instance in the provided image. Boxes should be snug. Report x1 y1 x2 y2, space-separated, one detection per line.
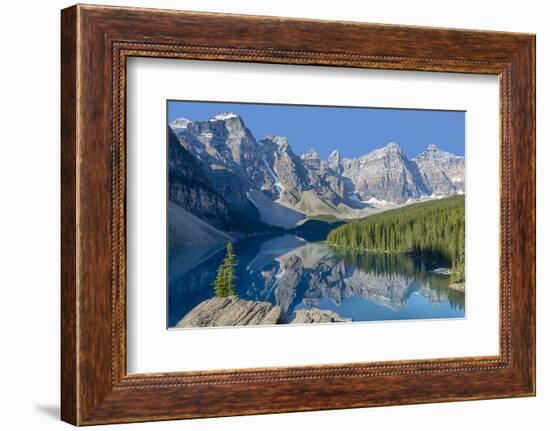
212 112 239 121
366 197 391 206
261 156 284 193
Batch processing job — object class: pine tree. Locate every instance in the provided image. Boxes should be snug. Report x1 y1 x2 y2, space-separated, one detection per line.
213 241 238 297
213 266 228 297
223 241 237 296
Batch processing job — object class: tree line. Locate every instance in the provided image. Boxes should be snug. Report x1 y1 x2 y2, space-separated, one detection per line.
327 195 465 283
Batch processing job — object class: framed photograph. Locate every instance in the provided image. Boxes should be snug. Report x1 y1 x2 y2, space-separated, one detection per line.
61 4 536 425
165 100 467 330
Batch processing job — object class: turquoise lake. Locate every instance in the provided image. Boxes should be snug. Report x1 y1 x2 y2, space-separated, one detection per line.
168 232 465 327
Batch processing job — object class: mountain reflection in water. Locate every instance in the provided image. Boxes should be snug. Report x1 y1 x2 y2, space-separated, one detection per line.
168 233 465 327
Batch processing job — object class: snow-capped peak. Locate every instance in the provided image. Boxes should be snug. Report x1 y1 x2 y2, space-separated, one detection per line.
212 112 239 121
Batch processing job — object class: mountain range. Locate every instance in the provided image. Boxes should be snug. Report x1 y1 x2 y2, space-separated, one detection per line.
168 112 465 246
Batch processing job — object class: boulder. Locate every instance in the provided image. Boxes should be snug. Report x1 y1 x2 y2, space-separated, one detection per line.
176 296 282 328
290 308 351 324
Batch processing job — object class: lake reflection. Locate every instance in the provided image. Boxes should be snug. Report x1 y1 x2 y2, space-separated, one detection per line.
168 233 465 327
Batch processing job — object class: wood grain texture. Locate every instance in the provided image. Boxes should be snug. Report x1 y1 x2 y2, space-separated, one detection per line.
60 5 78 425
60 4 536 425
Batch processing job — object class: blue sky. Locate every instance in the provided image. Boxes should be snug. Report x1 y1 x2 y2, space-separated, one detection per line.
167 100 465 159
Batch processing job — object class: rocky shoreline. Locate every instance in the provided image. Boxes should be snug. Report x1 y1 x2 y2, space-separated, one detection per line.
289 308 351 324
176 296 351 328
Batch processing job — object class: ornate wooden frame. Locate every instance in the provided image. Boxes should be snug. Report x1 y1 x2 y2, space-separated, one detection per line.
61 4 536 425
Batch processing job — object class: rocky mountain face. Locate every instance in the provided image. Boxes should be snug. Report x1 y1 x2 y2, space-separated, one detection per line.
339 142 429 203
171 113 278 210
169 112 465 231
413 144 465 195
168 127 233 231
258 135 307 205
300 148 346 203
254 135 346 207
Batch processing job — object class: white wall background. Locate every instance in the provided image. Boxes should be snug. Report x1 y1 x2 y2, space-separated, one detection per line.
0 0 546 429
